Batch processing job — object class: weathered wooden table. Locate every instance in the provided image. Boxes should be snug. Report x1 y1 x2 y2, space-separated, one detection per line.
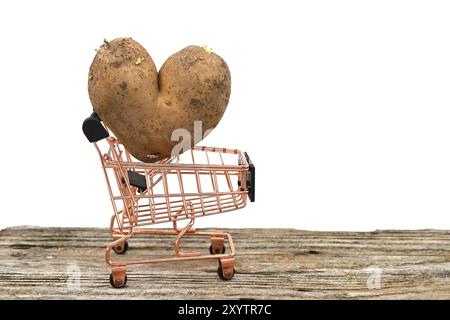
0 227 449 299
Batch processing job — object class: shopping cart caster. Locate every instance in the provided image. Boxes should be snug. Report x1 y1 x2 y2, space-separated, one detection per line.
110 269 127 288
112 240 129 254
209 244 225 254
217 258 235 280
209 237 225 255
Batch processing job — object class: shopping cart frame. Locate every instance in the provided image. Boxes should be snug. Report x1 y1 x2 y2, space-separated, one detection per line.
83 112 255 288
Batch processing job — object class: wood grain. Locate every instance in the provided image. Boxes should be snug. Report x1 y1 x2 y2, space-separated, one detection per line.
1 227 450 299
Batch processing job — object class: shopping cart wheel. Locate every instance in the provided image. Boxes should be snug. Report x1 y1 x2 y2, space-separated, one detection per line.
217 265 235 281
209 243 226 255
113 240 129 254
217 258 235 280
109 273 127 288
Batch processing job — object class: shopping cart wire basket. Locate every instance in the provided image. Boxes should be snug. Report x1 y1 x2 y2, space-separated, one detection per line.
83 112 255 288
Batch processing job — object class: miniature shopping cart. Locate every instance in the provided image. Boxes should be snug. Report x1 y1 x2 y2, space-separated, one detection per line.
82 113 255 288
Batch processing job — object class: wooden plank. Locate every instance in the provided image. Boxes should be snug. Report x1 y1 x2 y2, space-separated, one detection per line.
0 227 450 299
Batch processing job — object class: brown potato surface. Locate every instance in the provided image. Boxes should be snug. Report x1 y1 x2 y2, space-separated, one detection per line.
88 38 231 162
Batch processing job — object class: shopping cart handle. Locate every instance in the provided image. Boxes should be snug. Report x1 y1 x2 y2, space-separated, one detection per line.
245 152 255 202
82 112 110 142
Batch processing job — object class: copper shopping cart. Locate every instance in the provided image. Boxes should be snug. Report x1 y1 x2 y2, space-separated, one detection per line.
83 113 255 288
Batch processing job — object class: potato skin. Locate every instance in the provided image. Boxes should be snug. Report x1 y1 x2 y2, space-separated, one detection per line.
88 38 231 162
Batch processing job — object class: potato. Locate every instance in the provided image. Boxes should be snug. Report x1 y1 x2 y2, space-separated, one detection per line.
88 38 231 162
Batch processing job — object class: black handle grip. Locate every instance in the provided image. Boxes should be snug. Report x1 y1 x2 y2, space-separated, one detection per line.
82 111 109 142
244 152 255 202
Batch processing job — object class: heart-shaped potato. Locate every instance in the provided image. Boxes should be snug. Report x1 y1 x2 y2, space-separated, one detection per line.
88 38 231 162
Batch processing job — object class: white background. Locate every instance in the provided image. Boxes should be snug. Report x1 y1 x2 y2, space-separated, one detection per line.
0 0 449 231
